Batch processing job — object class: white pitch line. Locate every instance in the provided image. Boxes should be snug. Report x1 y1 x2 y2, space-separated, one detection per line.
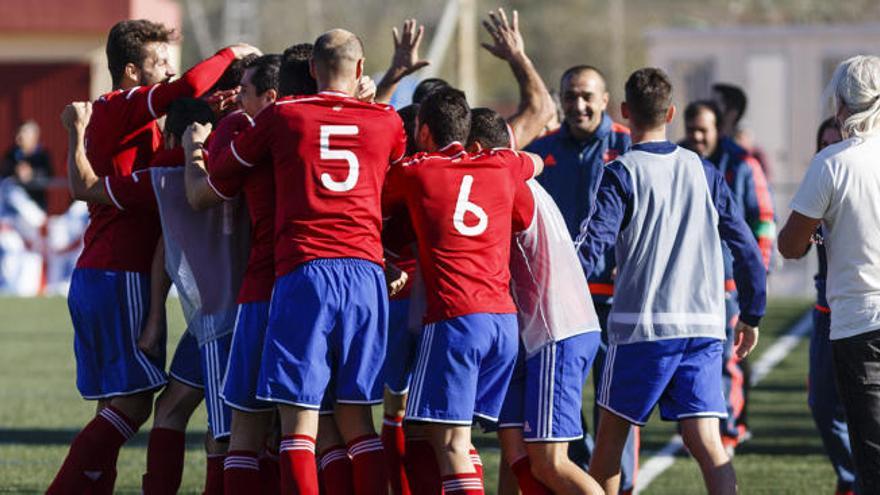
635 311 814 493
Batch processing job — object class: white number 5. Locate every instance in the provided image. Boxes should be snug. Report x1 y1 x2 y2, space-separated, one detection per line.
320 125 359 192
453 175 488 236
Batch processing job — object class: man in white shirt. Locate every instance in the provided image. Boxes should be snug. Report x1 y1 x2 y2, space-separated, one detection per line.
779 54 880 495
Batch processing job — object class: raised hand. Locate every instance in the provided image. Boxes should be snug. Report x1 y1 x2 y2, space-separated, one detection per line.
357 75 377 103
481 8 525 62
205 87 241 117
227 43 263 60
61 102 93 132
183 122 213 156
388 18 430 81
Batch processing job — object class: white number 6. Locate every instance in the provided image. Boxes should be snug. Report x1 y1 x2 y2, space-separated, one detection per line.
320 125 359 192
453 175 488 236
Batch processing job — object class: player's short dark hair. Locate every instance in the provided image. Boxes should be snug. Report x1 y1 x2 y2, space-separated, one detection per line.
164 98 215 142
279 43 317 97
418 87 471 148
282 43 313 63
684 100 722 129
413 78 450 104
106 20 176 87
816 117 840 153
246 54 281 95
560 65 607 91
624 68 673 128
467 108 510 149
712 83 748 124
397 104 420 156
209 54 259 93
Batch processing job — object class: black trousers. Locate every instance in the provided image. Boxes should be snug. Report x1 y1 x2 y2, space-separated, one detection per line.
832 327 880 494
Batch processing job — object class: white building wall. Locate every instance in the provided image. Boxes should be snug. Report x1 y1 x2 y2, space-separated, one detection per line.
647 24 880 296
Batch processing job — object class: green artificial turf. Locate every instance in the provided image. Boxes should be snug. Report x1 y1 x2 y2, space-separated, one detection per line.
0 297 820 493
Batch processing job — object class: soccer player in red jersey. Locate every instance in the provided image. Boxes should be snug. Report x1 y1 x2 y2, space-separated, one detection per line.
209 29 406 495
383 87 542 495
186 51 309 494
49 18 257 494
62 97 240 495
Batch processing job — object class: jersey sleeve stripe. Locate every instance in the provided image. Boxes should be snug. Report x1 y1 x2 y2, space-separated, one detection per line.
146 85 160 119
104 176 125 211
125 86 141 100
230 141 256 168
206 175 235 201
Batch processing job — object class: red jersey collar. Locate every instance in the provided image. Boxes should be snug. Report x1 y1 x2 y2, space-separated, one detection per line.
438 141 466 158
319 90 353 98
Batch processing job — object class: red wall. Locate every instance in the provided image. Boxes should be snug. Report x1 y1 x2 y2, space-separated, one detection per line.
0 63 91 214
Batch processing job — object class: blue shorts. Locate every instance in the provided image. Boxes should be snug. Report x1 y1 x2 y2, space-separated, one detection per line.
406 313 518 425
257 259 388 409
222 301 274 412
169 331 203 389
598 337 727 426
499 333 600 441
201 333 233 440
68 268 167 399
382 298 419 395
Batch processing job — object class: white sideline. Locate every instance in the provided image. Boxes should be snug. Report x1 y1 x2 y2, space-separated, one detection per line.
634 311 814 493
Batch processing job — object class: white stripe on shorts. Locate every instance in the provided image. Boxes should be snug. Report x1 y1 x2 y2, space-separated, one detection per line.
407 323 435 416
127 273 163 385
600 344 617 406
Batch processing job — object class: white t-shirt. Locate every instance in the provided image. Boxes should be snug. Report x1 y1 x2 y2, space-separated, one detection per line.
510 180 600 356
791 135 880 340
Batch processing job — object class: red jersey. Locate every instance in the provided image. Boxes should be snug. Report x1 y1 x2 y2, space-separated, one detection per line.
386 142 535 323
212 91 407 276
77 48 236 273
206 110 275 303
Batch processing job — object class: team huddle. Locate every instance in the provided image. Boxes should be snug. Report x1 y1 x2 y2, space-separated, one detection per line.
48 10 768 495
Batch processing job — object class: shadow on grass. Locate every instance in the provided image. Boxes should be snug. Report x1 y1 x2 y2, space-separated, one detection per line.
0 428 207 447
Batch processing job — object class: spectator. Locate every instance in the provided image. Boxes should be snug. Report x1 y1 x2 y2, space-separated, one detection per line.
2 120 52 209
806 116 857 495
779 55 880 494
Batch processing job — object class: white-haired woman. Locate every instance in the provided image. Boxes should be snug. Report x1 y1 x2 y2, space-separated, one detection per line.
779 55 880 494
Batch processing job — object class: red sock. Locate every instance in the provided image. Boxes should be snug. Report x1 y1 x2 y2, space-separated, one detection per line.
442 473 484 494
279 434 319 495
318 445 353 495
469 448 483 483
347 434 387 495
403 438 441 495
203 453 225 495
381 415 410 495
510 456 551 495
47 406 137 494
224 450 260 494
258 448 280 495
141 427 185 494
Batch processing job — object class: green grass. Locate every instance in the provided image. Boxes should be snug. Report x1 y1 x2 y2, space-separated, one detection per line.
0 297 824 493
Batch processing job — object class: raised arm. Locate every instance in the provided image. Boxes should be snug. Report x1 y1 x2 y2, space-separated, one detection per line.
481 9 555 148
376 19 431 104
182 122 226 210
61 102 111 205
134 44 261 124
